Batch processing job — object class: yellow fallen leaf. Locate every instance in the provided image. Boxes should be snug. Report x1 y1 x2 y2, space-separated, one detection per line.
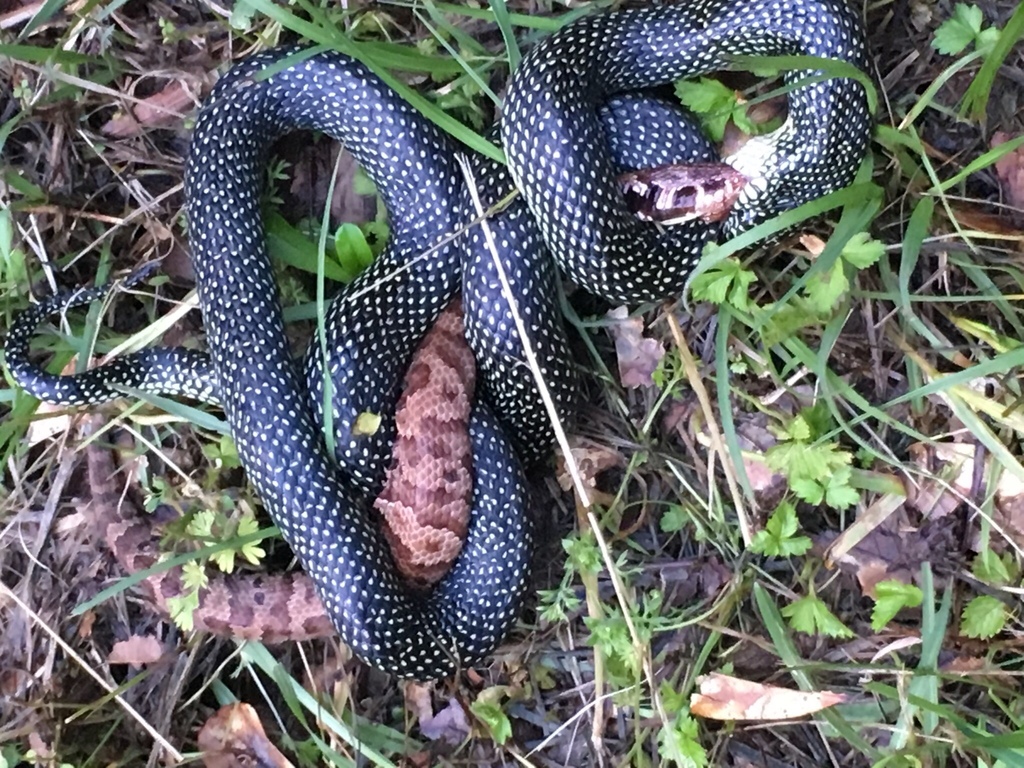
354 410 382 436
198 703 293 768
690 672 846 721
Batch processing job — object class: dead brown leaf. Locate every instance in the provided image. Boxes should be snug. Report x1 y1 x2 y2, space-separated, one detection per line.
606 305 665 389
420 697 472 744
691 409 786 498
690 673 846 721
906 441 975 518
405 683 471 744
285 145 377 225
156 240 196 282
743 453 783 495
640 557 732 606
941 655 987 675
799 233 827 257
303 645 353 709
108 634 163 666
699 556 733 599
555 437 625 492
102 80 195 137
992 131 1024 214
28 732 54 761
405 680 434 723
830 518 956 597
198 703 293 768
995 486 1024 546
952 204 1024 242
77 608 96 639
907 441 1024 547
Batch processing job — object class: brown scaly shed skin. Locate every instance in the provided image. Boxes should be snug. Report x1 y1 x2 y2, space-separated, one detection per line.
375 303 475 587
86 302 475 638
88 435 335 642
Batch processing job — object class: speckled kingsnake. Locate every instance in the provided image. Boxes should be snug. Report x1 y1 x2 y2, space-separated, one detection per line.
5 2 870 678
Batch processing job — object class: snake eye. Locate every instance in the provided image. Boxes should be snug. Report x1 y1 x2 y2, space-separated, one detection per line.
620 181 650 214
666 185 699 211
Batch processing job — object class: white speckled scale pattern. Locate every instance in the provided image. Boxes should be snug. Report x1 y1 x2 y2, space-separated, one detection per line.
501 0 870 303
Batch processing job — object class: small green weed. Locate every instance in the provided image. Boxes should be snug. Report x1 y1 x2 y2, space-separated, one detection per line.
781 591 855 639
766 404 859 509
469 689 514 745
658 686 708 768
870 580 924 631
675 77 779 142
932 3 1001 55
750 500 812 558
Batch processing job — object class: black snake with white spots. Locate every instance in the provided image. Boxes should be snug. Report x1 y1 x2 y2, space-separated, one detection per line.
5 2 870 678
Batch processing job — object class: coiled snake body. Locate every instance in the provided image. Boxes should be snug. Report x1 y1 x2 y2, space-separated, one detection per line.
6 2 870 678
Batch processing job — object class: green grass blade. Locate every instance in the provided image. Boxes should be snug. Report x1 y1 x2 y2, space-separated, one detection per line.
962 2 1024 121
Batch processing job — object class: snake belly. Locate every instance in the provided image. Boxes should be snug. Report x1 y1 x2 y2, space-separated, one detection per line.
5 2 870 679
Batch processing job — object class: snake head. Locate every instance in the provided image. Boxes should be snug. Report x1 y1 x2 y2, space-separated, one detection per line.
618 163 749 225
